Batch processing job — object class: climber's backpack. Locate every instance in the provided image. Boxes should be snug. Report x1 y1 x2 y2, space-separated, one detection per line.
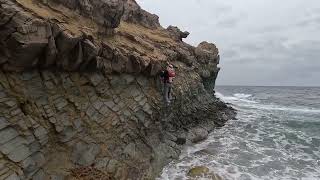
168 68 175 83
168 68 175 77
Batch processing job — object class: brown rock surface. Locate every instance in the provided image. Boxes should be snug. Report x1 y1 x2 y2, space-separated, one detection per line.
0 0 235 179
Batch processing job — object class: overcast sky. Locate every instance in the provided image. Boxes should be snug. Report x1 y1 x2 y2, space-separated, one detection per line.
137 0 320 86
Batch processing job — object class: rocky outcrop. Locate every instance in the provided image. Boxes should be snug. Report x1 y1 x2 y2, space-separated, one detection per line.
122 0 160 29
0 0 235 179
45 0 126 29
167 26 190 41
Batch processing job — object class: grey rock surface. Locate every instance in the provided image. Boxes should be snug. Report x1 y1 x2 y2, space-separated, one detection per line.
0 0 235 179
71 142 101 166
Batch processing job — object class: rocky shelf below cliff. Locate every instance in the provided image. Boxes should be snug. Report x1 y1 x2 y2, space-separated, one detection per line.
0 0 235 179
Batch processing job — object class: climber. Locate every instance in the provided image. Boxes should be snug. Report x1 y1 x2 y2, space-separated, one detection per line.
160 64 176 105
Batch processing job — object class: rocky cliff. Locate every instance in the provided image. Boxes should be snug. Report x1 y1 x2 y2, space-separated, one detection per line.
0 0 235 179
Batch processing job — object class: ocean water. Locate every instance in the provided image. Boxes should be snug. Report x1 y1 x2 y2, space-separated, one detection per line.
159 86 320 180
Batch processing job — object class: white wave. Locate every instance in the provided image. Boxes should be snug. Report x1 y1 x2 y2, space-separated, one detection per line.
160 91 320 180
215 92 257 104
234 93 252 99
216 92 320 114
254 104 320 114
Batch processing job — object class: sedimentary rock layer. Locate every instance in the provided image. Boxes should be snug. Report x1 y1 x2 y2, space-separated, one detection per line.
0 0 235 179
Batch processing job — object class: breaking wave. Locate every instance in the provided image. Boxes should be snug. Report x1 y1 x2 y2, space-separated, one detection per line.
216 92 320 114
159 86 320 180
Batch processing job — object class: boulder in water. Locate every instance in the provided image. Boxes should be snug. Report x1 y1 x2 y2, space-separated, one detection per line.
187 166 223 180
188 127 209 143
187 166 209 177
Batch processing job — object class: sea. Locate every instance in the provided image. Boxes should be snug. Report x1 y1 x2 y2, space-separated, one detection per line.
159 86 320 180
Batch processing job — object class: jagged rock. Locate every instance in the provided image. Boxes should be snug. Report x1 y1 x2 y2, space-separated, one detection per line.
0 117 9 130
167 26 190 41
96 56 112 73
0 128 19 144
175 47 196 66
32 169 46 180
0 0 235 179
176 137 187 145
55 31 82 70
122 0 160 28
106 159 119 174
0 136 28 155
148 61 162 76
42 36 58 68
80 39 100 70
195 41 219 64
49 0 125 29
112 53 127 73
4 173 20 180
7 145 32 162
59 127 77 142
71 142 101 166
126 54 141 73
34 126 48 140
94 157 110 169
188 127 209 143
89 73 104 86
4 19 50 70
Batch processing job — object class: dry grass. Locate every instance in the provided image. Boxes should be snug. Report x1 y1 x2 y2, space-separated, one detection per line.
16 0 99 36
117 22 175 45
16 0 178 62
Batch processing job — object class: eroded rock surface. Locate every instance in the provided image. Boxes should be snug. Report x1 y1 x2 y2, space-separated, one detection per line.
0 0 235 179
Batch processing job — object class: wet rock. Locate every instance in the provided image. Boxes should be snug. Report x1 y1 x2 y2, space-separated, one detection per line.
187 166 223 180
188 127 209 143
187 166 209 177
176 137 186 145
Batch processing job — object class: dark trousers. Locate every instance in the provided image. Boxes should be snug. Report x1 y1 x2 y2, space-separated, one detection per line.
163 83 172 104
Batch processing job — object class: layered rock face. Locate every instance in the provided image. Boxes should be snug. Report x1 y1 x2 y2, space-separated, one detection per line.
0 0 235 179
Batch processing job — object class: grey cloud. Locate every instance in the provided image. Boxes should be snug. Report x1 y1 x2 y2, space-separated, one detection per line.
222 49 238 59
137 0 320 86
296 16 320 27
216 17 239 28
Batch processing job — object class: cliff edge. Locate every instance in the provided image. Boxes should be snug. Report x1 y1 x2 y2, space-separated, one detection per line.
0 0 235 179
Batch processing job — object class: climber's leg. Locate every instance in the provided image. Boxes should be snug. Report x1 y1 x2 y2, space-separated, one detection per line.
168 84 173 101
164 83 170 104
